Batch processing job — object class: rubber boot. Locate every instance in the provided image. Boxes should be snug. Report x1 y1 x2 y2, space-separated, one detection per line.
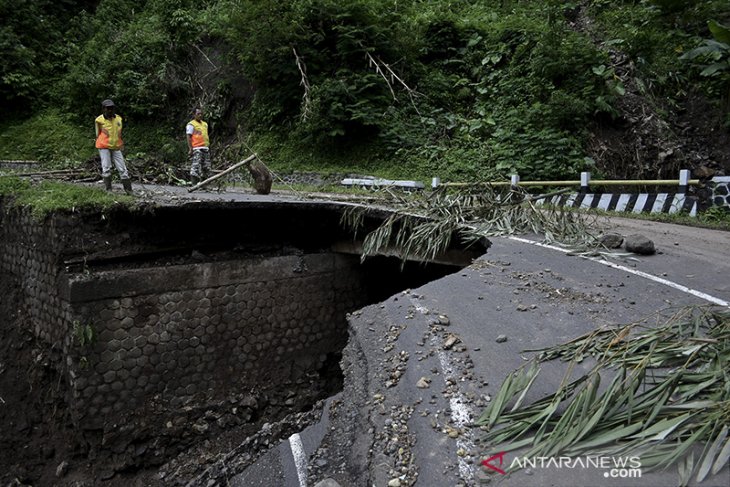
121 178 133 195
103 176 112 191
191 175 200 186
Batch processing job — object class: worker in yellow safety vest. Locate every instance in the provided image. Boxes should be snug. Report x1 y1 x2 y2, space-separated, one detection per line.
186 108 211 185
95 99 132 194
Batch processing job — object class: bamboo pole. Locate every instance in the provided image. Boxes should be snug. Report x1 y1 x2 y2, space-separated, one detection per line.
188 154 257 192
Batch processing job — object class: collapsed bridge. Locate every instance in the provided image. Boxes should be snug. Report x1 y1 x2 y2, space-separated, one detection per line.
0 196 488 483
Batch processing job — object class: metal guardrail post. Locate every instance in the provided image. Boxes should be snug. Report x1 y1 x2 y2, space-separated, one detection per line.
510 174 520 189
678 169 690 194
432 177 441 189
580 171 591 193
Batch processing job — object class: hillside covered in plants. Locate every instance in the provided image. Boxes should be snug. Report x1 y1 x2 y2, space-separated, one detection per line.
1 0 729 183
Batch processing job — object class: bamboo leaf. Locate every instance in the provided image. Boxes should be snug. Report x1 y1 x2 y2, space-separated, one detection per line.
661 423 711 470
573 373 623 443
627 413 692 441
510 363 541 412
570 422 644 451
678 451 694 487
712 436 730 475
698 425 729 481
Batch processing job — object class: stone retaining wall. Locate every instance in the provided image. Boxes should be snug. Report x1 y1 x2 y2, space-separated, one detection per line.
63 253 364 429
710 176 730 210
0 201 365 438
0 201 75 348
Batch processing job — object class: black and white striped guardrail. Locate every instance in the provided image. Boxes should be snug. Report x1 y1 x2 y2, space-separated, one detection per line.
535 191 699 216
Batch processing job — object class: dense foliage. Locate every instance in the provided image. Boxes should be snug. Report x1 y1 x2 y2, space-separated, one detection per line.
1 0 728 180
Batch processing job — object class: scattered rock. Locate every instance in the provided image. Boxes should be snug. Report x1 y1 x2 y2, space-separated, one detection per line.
437 314 450 326
599 233 624 248
475 468 492 483
55 461 69 478
694 165 716 179
100 470 116 480
495 335 508 343
446 426 460 438
314 479 342 487
624 234 656 255
388 479 402 487
416 377 431 389
443 334 460 350
516 304 528 312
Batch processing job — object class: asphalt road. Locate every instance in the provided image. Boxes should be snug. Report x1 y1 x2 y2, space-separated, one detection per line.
229 217 729 487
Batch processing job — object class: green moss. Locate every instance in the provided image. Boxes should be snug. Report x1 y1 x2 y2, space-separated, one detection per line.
0 176 133 219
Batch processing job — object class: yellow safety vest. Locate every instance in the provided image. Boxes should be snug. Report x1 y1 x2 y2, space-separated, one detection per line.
188 119 209 148
95 115 123 150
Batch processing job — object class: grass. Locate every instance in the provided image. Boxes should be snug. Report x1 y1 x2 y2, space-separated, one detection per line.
0 110 95 167
0 175 134 219
573 206 730 232
248 131 434 182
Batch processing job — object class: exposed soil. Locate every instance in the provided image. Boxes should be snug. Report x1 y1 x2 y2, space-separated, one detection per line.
0 279 78 487
589 90 730 181
568 2 730 182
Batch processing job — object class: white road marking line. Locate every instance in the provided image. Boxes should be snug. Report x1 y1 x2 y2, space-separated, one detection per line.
436 348 476 483
409 295 476 483
506 236 729 307
289 433 308 487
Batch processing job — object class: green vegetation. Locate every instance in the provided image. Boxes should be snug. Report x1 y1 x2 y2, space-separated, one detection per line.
1 0 728 182
0 110 96 165
73 320 95 347
0 176 134 218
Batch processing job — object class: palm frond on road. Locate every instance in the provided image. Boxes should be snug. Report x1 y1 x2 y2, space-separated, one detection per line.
477 307 730 486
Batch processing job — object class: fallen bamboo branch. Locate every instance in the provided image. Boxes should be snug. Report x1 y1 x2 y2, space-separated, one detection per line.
293 47 312 121
523 187 572 203
188 154 257 192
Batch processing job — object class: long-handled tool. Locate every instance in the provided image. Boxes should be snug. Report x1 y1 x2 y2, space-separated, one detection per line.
188 153 272 194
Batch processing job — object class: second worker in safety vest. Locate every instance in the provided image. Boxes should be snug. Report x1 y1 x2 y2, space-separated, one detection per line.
186 108 211 185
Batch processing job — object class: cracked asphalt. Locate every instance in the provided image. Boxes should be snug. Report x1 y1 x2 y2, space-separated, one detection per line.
129 184 729 487
236 222 729 487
